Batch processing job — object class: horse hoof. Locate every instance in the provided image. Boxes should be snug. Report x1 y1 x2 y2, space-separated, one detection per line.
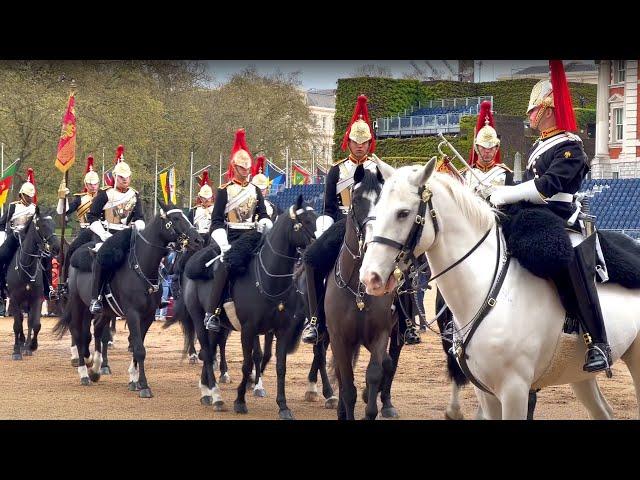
304 391 319 402
12 353 22 361
361 389 369 404
128 381 138 391
324 396 338 409
279 409 295 420
80 377 91 386
234 402 248 414
107 341 114 349
139 388 153 398
381 407 400 419
189 356 198 365
253 388 267 398
23 349 33 357
200 396 213 406
444 409 464 421
219 372 231 384
100 366 112 375
213 401 226 412
71 358 79 367
88 371 101 383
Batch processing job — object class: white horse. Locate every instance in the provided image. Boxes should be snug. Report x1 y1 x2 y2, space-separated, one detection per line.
360 160 640 419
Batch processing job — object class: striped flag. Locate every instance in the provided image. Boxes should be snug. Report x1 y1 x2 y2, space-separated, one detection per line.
0 162 18 207
159 167 177 204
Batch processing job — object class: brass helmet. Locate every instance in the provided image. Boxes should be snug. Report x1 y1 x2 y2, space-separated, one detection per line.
19 181 36 197
84 155 100 185
230 129 253 170
527 79 554 114
342 95 376 152
198 184 213 200
475 120 501 150
251 173 269 190
113 161 132 178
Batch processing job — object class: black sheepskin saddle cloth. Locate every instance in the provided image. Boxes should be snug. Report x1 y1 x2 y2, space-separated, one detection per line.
95 228 133 270
185 230 262 280
500 202 575 279
597 230 640 289
70 241 99 272
303 218 346 278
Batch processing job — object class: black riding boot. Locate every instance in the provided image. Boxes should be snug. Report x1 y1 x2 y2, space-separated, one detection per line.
89 261 109 314
203 261 230 332
302 264 324 344
553 233 612 377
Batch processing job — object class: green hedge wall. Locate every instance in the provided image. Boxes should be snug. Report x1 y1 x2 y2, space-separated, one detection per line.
574 108 596 129
334 77 597 157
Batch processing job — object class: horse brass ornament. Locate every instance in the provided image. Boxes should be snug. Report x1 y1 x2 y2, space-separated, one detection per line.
278 302 285 312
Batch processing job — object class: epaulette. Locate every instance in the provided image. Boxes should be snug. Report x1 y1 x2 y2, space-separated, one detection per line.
220 181 232 189
73 192 86 196
497 164 513 173
100 186 111 191
10 201 20 205
332 157 349 167
565 132 583 143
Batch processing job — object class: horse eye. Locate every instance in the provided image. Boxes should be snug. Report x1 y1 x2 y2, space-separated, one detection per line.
397 210 410 219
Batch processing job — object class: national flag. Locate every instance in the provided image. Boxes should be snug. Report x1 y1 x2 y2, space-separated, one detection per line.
0 162 18 207
159 167 177 204
103 169 114 187
55 92 77 173
270 174 285 191
292 163 310 185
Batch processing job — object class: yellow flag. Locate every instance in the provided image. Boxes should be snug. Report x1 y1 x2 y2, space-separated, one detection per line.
159 170 169 204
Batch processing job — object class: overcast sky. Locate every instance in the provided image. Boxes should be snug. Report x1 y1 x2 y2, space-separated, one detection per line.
204 60 595 90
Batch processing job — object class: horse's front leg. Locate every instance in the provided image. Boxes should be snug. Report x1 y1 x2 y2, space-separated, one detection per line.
252 335 266 397
363 335 388 420
88 317 107 382
499 380 531 420
218 329 230 383
12 304 24 360
126 312 152 398
234 330 255 414
275 332 293 419
380 325 402 419
99 321 112 375
25 295 42 355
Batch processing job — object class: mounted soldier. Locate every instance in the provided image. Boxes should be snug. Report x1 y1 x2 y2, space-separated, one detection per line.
251 156 281 221
301 94 421 345
202 128 272 332
0 168 56 304
188 170 214 240
57 154 101 290
87 147 146 314
489 60 612 375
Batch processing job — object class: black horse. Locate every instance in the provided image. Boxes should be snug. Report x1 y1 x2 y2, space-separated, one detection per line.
6 209 60 360
323 166 403 420
167 195 316 419
54 200 203 392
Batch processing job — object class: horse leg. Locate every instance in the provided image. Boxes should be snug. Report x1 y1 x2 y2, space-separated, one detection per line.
499 380 530 420
12 307 24 360
332 341 357 420
188 339 198 364
218 329 230 384
70 336 79 367
88 318 107 383
275 333 294 420
234 330 255 414
319 336 337 408
305 340 321 402
252 336 266 397
476 390 500 420
75 305 91 386
363 336 387 420
380 326 402 419
197 323 224 411
100 321 112 375
621 337 640 419
260 331 274 375
25 298 41 355
127 313 152 398
109 316 117 347
570 379 612 420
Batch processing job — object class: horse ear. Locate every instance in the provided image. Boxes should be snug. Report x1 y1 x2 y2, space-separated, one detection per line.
157 197 168 214
375 159 395 181
354 164 365 185
296 194 303 209
416 157 437 186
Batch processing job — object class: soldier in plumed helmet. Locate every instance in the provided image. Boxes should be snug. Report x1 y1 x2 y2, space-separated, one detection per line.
188 170 215 240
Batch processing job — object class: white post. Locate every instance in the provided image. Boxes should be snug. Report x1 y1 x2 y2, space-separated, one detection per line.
101 147 105 187
189 151 194 210
154 149 158 215
286 146 290 188
219 153 223 186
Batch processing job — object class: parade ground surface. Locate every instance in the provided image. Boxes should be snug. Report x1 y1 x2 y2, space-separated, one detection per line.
0 288 636 420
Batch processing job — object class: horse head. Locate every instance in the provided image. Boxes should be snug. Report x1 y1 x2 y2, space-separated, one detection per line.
157 198 204 252
350 163 386 249
32 207 60 257
285 194 317 250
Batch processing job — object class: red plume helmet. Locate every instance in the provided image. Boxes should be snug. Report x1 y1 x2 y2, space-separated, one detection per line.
199 170 210 187
26 167 37 204
114 144 125 165
252 155 266 176
227 129 253 182
85 155 95 173
341 94 376 153
470 101 501 167
549 60 577 132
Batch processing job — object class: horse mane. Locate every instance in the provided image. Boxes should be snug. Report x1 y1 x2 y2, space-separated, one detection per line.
430 172 496 232
355 169 382 195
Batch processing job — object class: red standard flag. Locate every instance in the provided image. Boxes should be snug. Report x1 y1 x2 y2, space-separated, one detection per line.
54 92 77 173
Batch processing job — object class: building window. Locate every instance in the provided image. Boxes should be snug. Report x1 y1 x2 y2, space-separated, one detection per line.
612 171 619 180
614 60 626 83
614 107 624 141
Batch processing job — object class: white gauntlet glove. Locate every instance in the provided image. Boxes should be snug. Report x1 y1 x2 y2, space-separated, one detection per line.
489 180 546 207
257 218 273 234
211 228 231 255
314 215 334 238
90 220 112 242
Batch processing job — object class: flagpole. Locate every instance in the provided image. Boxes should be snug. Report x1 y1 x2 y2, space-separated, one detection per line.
219 153 223 186
286 146 290 189
101 147 105 187
59 83 76 289
189 151 194 210
154 149 158 215
1 142 3 217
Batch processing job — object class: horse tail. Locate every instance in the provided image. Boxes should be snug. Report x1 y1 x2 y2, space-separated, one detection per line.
52 303 73 339
162 294 194 359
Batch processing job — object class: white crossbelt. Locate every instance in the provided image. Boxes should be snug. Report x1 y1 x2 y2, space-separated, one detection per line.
227 222 256 230
105 222 127 231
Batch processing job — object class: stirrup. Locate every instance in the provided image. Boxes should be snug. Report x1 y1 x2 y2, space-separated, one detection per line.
302 317 319 345
48 287 59 301
583 343 613 378
403 325 421 345
204 309 221 332
89 299 103 314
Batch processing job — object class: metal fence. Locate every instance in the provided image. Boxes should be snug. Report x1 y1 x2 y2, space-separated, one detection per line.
376 113 466 137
